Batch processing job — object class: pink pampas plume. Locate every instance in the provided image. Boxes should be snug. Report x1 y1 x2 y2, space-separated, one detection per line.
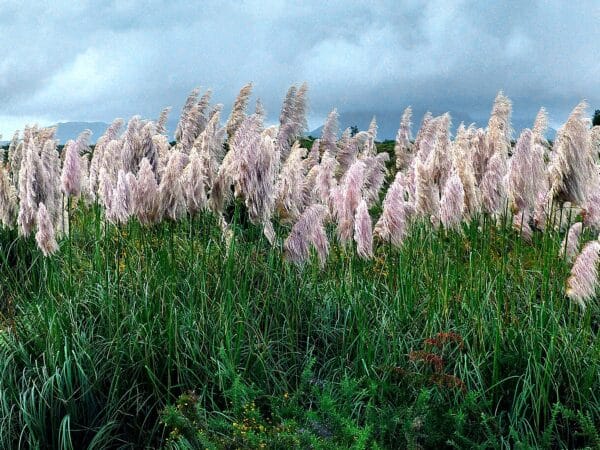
426 113 452 189
321 109 339 158
361 116 378 157
486 91 512 162
560 222 583 262
276 83 309 160
470 127 490 184
413 113 437 163
40 139 62 227
507 129 536 213
134 157 161 225
354 199 373 259
110 170 133 224
175 88 200 150
548 102 596 206
305 139 320 171
196 89 213 135
335 160 366 243
35 203 58 256
183 149 207 216
17 137 41 237
61 130 91 197
284 204 329 267
8 130 22 185
414 159 440 220
0 165 18 228
156 107 172 135
314 153 338 213
195 109 227 192
566 240 600 309
90 118 124 194
452 124 480 218
592 126 600 160
159 150 188 221
335 132 358 177
362 152 390 207
226 83 253 140
395 107 413 170
374 172 414 246
275 141 307 222
480 152 506 215
98 167 114 212
440 169 465 230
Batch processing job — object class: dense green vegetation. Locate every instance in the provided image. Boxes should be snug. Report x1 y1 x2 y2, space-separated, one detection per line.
0 192 598 448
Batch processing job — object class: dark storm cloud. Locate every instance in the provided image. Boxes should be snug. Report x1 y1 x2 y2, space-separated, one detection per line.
0 0 598 137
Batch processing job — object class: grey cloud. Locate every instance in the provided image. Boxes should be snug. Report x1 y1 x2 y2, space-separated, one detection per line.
0 0 598 138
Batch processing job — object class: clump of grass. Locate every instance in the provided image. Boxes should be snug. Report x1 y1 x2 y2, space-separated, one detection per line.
0 203 596 448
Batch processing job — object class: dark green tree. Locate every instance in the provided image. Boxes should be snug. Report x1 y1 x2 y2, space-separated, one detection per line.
593 109 600 127
350 125 359 137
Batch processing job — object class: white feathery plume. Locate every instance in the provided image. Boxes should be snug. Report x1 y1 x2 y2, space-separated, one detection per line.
321 109 339 158
548 102 596 206
35 203 58 256
335 160 366 243
486 91 512 163
17 137 40 237
196 89 212 135
226 82 253 140
39 138 62 228
90 118 124 195
61 130 91 197
480 152 507 215
452 124 480 218
159 150 188 221
426 113 452 189
413 113 437 163
301 164 319 208
354 199 373 259
591 126 600 161
335 132 358 177
0 164 18 228
139 122 159 176
305 139 321 171
275 141 307 222
8 130 22 184
111 169 133 224
414 158 440 220
98 167 114 212
439 169 465 230
134 158 161 225
175 88 200 149
374 172 414 246
156 107 172 135
566 240 600 309
470 127 490 184
507 129 535 213
284 204 329 267
362 116 378 157
362 152 389 207
395 107 413 170
560 222 583 262
314 152 338 213
183 149 207 216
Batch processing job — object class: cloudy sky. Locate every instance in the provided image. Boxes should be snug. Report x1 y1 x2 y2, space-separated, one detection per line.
0 0 599 139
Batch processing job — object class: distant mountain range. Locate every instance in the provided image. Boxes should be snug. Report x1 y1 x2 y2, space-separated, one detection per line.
307 110 557 141
1 114 556 147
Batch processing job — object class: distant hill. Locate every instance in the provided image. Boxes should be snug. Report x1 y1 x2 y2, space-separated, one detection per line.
54 122 110 144
307 110 556 141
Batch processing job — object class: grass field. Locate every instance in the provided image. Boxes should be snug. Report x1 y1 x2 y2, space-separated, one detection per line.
0 196 598 448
